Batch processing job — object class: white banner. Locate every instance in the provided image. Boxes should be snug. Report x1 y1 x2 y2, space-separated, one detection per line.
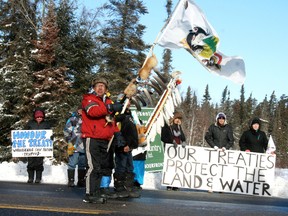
11 130 53 157
162 145 276 196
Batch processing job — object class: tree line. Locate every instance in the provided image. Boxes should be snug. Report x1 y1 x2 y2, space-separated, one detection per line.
0 0 287 167
180 85 288 168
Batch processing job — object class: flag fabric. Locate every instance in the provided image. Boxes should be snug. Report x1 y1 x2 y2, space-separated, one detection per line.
156 0 246 84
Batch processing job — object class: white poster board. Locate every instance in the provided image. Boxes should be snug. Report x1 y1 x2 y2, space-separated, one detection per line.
11 130 53 157
162 145 276 196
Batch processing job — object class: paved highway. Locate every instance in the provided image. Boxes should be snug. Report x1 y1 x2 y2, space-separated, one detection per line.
0 181 287 216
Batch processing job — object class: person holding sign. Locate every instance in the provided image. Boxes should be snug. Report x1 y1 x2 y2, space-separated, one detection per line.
239 117 268 153
81 77 123 204
161 111 186 191
63 106 86 187
24 108 51 183
205 112 234 151
205 112 234 193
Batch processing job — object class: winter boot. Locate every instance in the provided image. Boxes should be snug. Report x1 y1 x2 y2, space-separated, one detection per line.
113 173 129 198
77 169 86 187
68 169 75 187
35 171 42 183
83 191 107 204
27 170 34 183
124 173 141 198
134 181 142 190
100 187 118 199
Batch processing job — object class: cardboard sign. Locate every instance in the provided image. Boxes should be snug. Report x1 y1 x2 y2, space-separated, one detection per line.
11 130 53 157
162 145 276 196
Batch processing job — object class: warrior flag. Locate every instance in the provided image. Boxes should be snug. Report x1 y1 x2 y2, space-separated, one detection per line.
156 0 246 84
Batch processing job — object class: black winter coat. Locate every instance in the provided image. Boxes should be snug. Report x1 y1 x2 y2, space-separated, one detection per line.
115 111 138 150
205 123 234 149
25 120 51 130
239 129 268 153
161 123 186 144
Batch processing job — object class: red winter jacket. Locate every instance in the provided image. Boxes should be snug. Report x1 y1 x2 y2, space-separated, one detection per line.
81 93 119 140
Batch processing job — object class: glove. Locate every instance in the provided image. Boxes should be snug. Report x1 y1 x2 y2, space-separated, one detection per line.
181 142 187 148
107 102 123 113
213 146 219 150
221 147 226 151
114 132 126 147
245 149 251 152
173 141 178 149
67 143 75 156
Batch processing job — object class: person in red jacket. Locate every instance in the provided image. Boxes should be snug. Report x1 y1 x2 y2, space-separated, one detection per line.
81 77 123 204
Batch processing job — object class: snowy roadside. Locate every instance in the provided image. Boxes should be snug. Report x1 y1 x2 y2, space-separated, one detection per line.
0 159 287 198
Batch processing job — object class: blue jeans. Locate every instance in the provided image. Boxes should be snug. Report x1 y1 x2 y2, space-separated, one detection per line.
68 152 86 170
115 151 134 174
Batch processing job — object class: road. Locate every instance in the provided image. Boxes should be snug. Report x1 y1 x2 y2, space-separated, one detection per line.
0 181 287 216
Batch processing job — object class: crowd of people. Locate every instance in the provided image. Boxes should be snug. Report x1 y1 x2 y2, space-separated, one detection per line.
23 76 272 203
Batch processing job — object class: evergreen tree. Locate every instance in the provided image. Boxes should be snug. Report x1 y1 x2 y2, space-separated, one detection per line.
0 0 37 145
268 91 277 135
202 84 211 105
254 95 269 133
56 1 102 95
200 84 213 146
239 85 246 129
273 95 288 167
30 1 72 162
97 0 148 95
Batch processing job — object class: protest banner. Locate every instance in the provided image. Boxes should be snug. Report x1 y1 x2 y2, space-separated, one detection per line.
162 145 276 196
11 130 53 157
131 107 164 172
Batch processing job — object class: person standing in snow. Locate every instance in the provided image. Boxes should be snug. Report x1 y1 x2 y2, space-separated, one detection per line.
205 112 234 151
205 112 234 193
132 151 147 190
161 111 186 191
113 105 140 198
239 117 268 153
24 108 51 183
81 77 123 204
63 106 86 187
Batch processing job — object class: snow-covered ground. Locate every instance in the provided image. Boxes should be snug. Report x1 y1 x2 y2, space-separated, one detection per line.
0 158 287 198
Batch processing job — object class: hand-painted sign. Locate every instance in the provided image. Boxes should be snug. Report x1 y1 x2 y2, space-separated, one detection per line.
162 144 275 196
11 130 53 157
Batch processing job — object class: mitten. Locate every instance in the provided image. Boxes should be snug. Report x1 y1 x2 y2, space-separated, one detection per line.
173 141 178 149
107 102 123 113
67 143 75 156
245 149 251 152
181 142 187 148
213 146 219 150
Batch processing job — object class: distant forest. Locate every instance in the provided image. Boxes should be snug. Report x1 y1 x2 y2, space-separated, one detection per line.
0 1 287 167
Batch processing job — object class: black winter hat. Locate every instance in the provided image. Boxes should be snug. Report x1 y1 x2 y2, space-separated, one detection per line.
251 117 261 126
